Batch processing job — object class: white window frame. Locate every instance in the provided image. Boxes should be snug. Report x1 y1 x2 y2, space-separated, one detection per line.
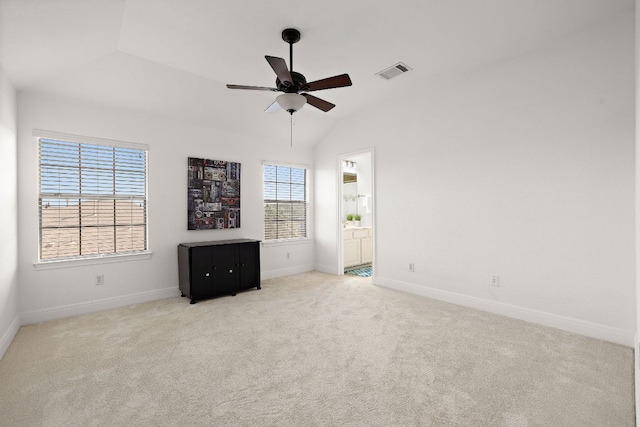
34 130 151 269
263 161 311 245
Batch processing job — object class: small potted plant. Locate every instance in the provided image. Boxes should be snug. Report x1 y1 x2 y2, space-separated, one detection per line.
346 214 354 227
354 214 361 227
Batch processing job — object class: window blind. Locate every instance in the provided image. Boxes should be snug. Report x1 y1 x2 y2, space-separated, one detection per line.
263 164 308 240
38 137 148 260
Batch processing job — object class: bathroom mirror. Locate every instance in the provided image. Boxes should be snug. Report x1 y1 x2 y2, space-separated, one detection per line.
343 172 357 183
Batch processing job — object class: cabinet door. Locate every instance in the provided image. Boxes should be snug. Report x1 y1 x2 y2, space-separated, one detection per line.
344 239 361 267
190 247 215 299
210 245 238 296
238 242 260 290
361 237 373 264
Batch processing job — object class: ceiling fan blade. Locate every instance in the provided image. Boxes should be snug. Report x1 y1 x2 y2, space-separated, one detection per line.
264 100 282 113
226 84 277 91
265 55 293 87
304 74 352 92
302 94 335 112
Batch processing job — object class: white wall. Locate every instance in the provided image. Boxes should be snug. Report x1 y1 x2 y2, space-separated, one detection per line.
17 93 314 323
0 63 19 358
315 13 635 345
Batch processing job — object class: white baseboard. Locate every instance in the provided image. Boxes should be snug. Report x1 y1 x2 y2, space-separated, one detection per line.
375 276 634 347
262 264 315 281
314 263 339 275
20 287 180 325
635 333 639 427
0 316 20 360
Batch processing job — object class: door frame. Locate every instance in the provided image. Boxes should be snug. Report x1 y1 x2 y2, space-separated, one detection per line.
336 148 376 277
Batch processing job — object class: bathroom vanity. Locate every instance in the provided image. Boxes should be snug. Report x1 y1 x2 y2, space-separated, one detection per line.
343 227 372 268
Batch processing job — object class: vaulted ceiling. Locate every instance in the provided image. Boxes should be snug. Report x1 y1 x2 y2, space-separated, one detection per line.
0 0 633 145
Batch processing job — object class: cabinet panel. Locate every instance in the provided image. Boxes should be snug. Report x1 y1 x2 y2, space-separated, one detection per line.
361 237 373 264
238 243 260 290
190 247 215 300
210 245 238 296
353 229 368 239
344 239 361 268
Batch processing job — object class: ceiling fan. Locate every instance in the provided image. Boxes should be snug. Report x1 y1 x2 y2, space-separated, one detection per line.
226 28 352 114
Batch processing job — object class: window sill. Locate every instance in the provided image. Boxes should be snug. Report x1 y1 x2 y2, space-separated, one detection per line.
34 251 152 270
262 238 312 248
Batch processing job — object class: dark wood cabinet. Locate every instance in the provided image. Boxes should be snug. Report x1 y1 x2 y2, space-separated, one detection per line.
178 239 261 304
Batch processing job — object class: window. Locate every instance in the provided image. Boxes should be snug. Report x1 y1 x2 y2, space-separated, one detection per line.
37 132 148 261
263 163 308 241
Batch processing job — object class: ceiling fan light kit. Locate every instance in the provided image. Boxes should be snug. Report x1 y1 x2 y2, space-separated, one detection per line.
276 93 306 113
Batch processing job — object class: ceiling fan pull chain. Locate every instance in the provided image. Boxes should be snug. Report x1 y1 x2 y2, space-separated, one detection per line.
290 114 293 147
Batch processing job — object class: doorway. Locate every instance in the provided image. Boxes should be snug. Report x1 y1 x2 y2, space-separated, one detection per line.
337 149 374 277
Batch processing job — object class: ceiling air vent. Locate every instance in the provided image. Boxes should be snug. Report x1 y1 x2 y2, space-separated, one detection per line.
376 62 412 80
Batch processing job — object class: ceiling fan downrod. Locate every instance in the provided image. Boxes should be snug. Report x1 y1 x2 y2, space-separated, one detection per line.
281 28 300 73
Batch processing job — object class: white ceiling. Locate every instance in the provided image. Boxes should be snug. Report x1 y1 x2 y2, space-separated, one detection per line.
0 0 633 146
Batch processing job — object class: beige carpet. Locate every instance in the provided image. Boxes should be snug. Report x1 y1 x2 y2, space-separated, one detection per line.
0 271 634 426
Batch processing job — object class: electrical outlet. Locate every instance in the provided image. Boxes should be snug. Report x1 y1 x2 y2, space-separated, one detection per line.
490 274 500 287
95 274 104 286
409 263 415 272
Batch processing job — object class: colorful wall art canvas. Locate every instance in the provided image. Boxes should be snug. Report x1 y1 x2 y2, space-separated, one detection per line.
188 157 240 230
